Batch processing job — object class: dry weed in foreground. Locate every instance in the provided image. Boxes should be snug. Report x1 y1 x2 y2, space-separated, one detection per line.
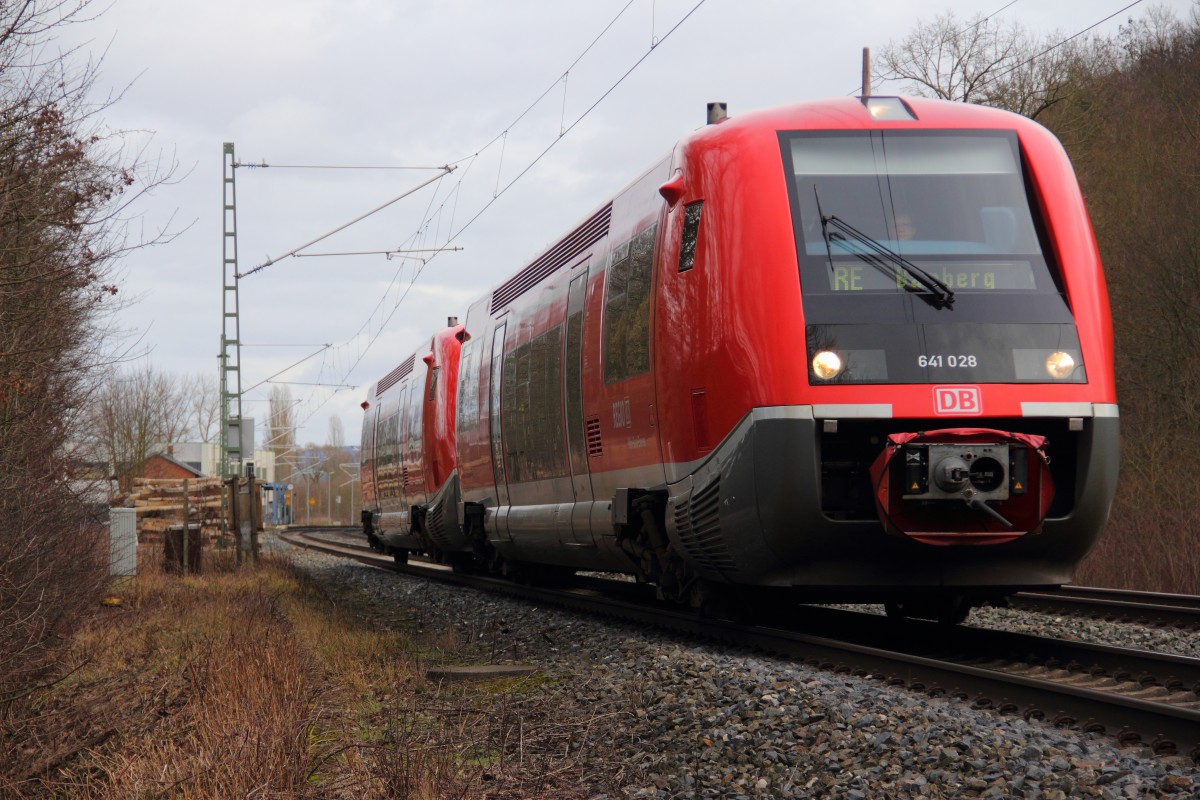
17 550 444 798
8 547 623 798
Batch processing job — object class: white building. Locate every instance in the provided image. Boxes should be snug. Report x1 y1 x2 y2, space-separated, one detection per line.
155 441 277 484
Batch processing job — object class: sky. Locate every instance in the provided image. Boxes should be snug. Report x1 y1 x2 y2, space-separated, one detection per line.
63 0 1196 448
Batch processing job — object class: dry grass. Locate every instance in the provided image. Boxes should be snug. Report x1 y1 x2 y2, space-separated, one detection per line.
0 546 620 799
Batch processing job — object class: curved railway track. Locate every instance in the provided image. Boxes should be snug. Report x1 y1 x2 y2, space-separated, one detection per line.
280 526 1200 761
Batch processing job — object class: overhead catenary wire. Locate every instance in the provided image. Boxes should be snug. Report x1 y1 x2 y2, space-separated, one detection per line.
292 246 463 260
973 0 1145 91
243 0 708 436
242 344 332 395
859 0 1146 96
439 0 709 255
235 162 450 170
463 0 640 160
237 166 455 278
298 0 709 410
849 0 1025 94
265 381 358 388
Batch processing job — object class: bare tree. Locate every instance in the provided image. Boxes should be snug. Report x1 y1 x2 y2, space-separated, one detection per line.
182 371 221 442
0 0 177 774
269 385 297 484
1045 8 1200 592
84 363 189 491
326 414 345 449
875 11 1082 119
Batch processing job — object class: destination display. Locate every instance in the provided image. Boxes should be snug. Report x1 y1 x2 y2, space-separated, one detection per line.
826 260 1038 293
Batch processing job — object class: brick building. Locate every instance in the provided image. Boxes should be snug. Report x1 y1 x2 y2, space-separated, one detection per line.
142 451 204 481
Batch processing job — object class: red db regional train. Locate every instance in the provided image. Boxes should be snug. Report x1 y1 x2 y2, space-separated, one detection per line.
359 96 1118 623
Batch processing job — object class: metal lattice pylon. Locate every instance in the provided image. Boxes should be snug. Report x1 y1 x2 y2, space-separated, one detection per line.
219 142 244 535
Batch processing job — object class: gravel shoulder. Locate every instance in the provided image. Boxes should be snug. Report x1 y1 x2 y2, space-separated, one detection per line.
289 548 1200 799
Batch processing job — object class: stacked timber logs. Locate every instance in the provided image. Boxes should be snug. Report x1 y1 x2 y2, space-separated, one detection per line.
121 477 224 539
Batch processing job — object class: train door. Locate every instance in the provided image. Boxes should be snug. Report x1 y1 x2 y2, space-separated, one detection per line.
404 375 427 509
590 223 667 505
564 269 596 546
488 321 512 542
394 383 410 521
360 402 378 511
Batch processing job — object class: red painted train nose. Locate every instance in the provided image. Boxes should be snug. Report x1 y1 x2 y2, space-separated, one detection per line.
869 428 1055 546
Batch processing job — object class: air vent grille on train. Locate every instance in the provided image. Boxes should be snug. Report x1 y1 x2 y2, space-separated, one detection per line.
490 203 612 313
376 354 416 395
673 478 738 574
585 416 603 459
425 503 453 551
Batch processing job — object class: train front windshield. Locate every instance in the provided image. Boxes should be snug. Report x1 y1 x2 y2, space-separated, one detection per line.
781 129 1086 385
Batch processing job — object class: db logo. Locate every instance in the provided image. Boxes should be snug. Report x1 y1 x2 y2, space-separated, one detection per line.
934 385 983 416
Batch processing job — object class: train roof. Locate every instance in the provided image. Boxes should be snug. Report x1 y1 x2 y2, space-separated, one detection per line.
687 95 1047 141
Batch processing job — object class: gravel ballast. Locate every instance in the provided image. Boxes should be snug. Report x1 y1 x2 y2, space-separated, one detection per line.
288 549 1200 798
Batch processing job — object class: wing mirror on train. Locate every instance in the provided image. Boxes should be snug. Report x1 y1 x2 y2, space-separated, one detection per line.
659 173 686 208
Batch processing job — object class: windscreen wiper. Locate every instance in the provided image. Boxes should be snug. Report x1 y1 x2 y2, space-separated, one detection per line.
822 214 955 309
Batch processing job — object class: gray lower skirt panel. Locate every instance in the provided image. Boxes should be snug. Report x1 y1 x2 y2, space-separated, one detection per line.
665 407 1119 592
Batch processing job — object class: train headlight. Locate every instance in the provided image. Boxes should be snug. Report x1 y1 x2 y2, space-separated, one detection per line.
1045 351 1076 379
811 350 843 380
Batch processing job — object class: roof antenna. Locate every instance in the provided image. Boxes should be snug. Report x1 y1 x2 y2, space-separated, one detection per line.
862 47 871 98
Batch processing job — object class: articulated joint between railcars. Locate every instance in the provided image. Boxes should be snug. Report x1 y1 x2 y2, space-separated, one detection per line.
613 487 698 603
362 508 382 551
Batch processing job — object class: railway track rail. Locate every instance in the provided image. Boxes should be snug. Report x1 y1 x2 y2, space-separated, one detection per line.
1012 586 1200 629
280 526 1200 761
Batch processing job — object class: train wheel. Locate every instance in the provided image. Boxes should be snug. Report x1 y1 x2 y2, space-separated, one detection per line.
392 549 408 565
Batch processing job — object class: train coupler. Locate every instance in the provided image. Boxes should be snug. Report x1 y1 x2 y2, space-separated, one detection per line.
869 428 1054 545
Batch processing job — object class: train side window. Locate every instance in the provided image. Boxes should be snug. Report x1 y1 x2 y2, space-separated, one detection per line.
427 366 439 402
604 224 657 384
456 339 480 430
360 404 376 453
679 201 703 272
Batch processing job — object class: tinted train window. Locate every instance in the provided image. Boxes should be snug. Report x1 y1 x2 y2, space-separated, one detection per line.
502 324 568 483
427 366 439 402
361 404 375 454
604 225 656 384
456 339 480 431
679 201 703 272
782 130 1062 316
781 130 1083 384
